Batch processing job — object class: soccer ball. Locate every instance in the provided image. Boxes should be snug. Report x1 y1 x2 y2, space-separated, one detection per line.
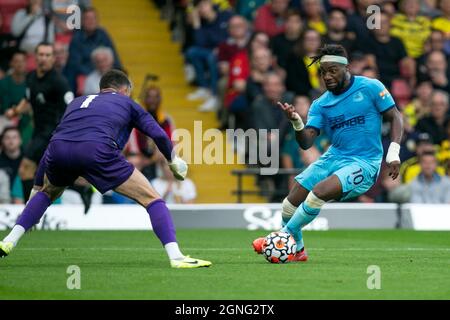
262 231 297 263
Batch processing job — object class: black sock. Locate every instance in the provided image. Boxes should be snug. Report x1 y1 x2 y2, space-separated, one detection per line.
68 185 93 214
21 179 35 203
68 185 85 194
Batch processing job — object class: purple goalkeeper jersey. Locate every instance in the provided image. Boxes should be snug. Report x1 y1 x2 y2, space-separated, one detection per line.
50 91 173 161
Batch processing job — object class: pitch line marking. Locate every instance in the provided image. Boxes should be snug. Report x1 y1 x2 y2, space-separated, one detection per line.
18 247 450 251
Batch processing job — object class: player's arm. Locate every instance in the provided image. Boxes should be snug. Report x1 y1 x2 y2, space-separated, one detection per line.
4 98 31 119
277 102 318 150
131 102 187 180
382 106 403 180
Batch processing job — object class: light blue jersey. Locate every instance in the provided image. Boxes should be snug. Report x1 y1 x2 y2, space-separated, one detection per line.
295 76 396 200
306 75 395 167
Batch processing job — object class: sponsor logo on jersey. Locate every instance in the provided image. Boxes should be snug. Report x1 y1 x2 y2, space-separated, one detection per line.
353 92 364 102
329 115 366 130
379 89 390 100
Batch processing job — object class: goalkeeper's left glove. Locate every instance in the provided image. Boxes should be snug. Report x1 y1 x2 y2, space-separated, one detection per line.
168 155 188 181
386 142 401 164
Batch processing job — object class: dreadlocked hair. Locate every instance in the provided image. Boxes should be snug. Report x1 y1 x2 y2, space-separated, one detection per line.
308 44 348 67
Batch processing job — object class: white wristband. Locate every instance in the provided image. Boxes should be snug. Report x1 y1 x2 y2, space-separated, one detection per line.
386 142 401 164
290 114 304 131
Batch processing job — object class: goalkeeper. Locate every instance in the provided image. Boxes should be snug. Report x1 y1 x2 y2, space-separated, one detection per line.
253 45 404 261
0 70 211 269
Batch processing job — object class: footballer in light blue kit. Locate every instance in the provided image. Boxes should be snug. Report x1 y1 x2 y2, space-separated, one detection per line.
253 44 404 261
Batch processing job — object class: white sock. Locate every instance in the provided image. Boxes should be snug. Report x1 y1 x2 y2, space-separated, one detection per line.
3 225 26 246
164 242 184 260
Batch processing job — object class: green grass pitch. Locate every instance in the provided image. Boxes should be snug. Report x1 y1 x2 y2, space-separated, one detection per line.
0 229 449 299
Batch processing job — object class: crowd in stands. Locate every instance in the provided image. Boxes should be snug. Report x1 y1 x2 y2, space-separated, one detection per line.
171 0 450 202
1 0 450 204
0 0 196 205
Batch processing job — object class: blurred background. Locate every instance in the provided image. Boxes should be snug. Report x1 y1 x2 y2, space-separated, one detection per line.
0 0 450 205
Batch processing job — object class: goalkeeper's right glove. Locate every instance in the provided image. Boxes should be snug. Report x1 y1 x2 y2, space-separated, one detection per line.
290 112 304 131
168 155 188 181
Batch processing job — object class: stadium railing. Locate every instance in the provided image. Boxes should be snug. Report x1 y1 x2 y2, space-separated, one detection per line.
231 168 303 203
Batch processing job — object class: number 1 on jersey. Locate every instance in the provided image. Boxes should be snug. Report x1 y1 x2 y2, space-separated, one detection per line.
80 95 98 108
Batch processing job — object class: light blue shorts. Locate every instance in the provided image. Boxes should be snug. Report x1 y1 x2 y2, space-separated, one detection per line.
295 155 380 201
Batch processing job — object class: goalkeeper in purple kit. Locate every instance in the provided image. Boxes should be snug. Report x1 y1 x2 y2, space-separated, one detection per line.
0 70 211 269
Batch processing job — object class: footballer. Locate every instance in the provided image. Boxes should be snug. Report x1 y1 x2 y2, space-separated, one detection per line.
253 44 404 261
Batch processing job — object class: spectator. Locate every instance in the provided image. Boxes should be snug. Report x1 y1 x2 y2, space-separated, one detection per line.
390 0 431 59
221 32 270 129
323 7 356 56
216 15 249 116
185 0 232 112
422 50 450 92
302 0 327 36
270 10 303 70
235 0 266 21
54 41 70 79
0 127 23 192
125 85 175 183
217 15 249 77
66 7 122 92
409 151 450 203
363 11 414 89
83 46 114 95
348 51 371 75
423 29 448 56
403 80 433 128
376 164 411 204
361 66 378 79
346 0 377 50
253 0 289 37
0 169 11 203
432 0 450 54
49 0 92 40
4 42 73 203
400 132 447 183
11 0 55 55
251 72 293 131
437 117 450 173
246 47 284 107
416 90 449 145
381 1 397 18
151 163 197 204
251 72 293 201
142 85 175 139
0 12 18 76
420 0 442 18
285 29 322 96
0 51 33 146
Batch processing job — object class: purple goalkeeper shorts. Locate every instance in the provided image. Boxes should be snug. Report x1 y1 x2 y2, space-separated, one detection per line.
43 140 134 194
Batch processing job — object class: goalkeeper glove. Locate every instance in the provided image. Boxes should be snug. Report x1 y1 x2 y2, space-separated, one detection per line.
168 155 188 181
